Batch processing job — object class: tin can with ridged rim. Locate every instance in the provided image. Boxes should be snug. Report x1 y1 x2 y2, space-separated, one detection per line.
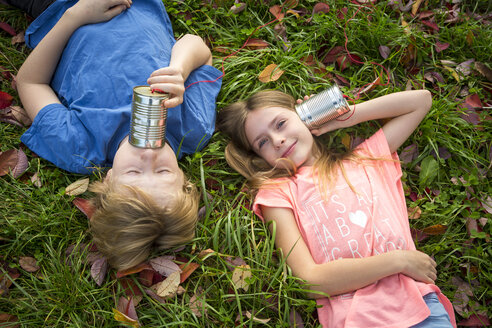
295 84 350 129
129 86 169 148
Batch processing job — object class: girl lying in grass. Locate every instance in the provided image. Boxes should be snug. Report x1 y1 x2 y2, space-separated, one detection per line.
218 89 456 328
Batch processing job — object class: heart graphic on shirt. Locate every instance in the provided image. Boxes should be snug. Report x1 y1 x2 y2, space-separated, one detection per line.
349 210 368 228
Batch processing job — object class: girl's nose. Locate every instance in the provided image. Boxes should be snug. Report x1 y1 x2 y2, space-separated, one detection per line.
273 133 285 148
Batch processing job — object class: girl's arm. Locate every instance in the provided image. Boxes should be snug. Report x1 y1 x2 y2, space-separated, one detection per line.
310 90 432 153
263 205 437 299
147 34 213 109
16 0 131 121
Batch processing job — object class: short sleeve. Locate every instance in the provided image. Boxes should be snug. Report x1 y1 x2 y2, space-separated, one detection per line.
253 180 294 222
165 65 222 158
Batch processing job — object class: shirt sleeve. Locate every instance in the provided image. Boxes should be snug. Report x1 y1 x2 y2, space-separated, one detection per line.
252 180 294 222
165 64 222 158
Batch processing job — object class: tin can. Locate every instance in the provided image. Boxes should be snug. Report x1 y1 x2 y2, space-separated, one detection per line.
295 84 350 129
129 86 169 148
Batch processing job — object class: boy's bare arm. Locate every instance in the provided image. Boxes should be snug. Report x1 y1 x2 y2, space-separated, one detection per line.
262 205 437 299
16 0 131 121
147 34 213 109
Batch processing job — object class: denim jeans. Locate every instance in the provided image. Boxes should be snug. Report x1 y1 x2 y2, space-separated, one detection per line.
410 293 453 328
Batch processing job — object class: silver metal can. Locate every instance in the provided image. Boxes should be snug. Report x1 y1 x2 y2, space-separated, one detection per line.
129 86 169 148
295 84 350 129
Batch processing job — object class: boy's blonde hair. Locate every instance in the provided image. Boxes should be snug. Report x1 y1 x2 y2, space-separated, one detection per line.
88 176 199 271
217 90 359 195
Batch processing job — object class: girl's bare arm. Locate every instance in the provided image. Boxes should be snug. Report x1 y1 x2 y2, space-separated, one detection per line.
310 90 432 153
262 205 437 299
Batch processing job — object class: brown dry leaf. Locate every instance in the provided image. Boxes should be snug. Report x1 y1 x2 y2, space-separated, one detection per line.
0 149 28 178
475 62 492 82
10 106 31 126
113 308 140 328
258 64 284 83
65 178 90 196
19 256 39 272
179 262 200 283
156 271 180 298
411 0 424 15
116 262 153 278
30 172 42 188
465 30 474 46
422 224 447 235
11 31 24 45
231 264 252 291
408 206 422 219
149 256 181 276
198 248 215 259
189 288 207 317
0 313 19 328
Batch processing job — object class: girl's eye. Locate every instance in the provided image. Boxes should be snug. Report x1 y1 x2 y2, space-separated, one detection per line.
127 170 139 174
258 138 267 149
277 120 286 129
157 169 170 174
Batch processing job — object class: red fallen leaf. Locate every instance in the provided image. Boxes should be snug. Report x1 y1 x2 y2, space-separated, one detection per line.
346 53 362 65
149 256 181 277
269 5 284 21
336 7 348 20
336 55 350 71
116 262 152 278
435 41 449 53
0 149 28 178
244 38 269 50
459 108 481 125
0 313 19 328
179 262 200 283
419 10 434 19
322 46 345 64
73 197 95 220
0 91 13 109
19 256 39 272
421 20 439 31
422 224 447 235
117 296 139 322
410 228 429 242
334 74 350 86
138 268 155 287
464 94 483 109
225 256 247 271
301 55 316 67
91 257 108 286
0 22 16 36
312 2 330 15
379 45 390 59
458 313 490 327
119 277 143 298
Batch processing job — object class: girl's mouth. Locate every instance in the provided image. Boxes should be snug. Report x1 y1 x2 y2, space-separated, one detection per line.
282 141 297 158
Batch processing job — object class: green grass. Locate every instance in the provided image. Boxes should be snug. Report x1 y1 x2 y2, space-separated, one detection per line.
1 1 491 327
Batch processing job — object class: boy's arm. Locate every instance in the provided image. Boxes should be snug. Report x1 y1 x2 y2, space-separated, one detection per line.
310 90 432 153
147 34 213 109
16 0 131 121
262 205 437 299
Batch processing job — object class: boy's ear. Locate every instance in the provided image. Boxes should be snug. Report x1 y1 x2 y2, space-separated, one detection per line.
105 169 113 182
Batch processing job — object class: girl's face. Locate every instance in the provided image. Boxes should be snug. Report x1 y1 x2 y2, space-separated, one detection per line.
244 106 316 169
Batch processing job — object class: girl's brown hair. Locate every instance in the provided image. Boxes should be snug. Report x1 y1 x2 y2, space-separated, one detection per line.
89 176 199 271
217 90 360 195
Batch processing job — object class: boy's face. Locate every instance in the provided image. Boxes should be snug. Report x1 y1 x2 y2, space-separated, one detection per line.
245 106 316 169
108 137 184 207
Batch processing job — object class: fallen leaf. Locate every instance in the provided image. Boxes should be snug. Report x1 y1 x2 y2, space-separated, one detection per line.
145 288 168 304
289 309 305 327
474 62 492 82
225 256 247 271
312 3 330 15
378 45 391 59
117 296 139 322
232 264 251 291
30 172 42 188
73 197 95 220
399 144 419 164
458 313 490 327
198 248 215 259
0 149 28 178
149 256 181 276
411 0 423 15
116 262 153 278
11 31 24 45
435 41 449 53
230 2 246 14
156 271 180 298
65 178 90 196
408 206 421 219
0 313 19 328
456 59 475 77
269 5 284 21
0 91 13 109
258 64 284 83
19 256 39 272
465 30 474 46
113 308 140 328
190 288 207 317
91 257 108 286
244 38 269 50
422 224 447 235
10 106 31 126
179 262 200 283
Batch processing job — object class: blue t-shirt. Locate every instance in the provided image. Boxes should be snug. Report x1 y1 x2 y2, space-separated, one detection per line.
20 0 222 174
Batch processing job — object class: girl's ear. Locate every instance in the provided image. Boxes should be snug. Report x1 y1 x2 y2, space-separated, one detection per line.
104 169 113 182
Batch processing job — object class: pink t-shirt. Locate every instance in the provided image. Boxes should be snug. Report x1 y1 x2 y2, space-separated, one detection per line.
253 129 456 328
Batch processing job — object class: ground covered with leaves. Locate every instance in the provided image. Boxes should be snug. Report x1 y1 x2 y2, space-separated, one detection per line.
1 1 491 327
